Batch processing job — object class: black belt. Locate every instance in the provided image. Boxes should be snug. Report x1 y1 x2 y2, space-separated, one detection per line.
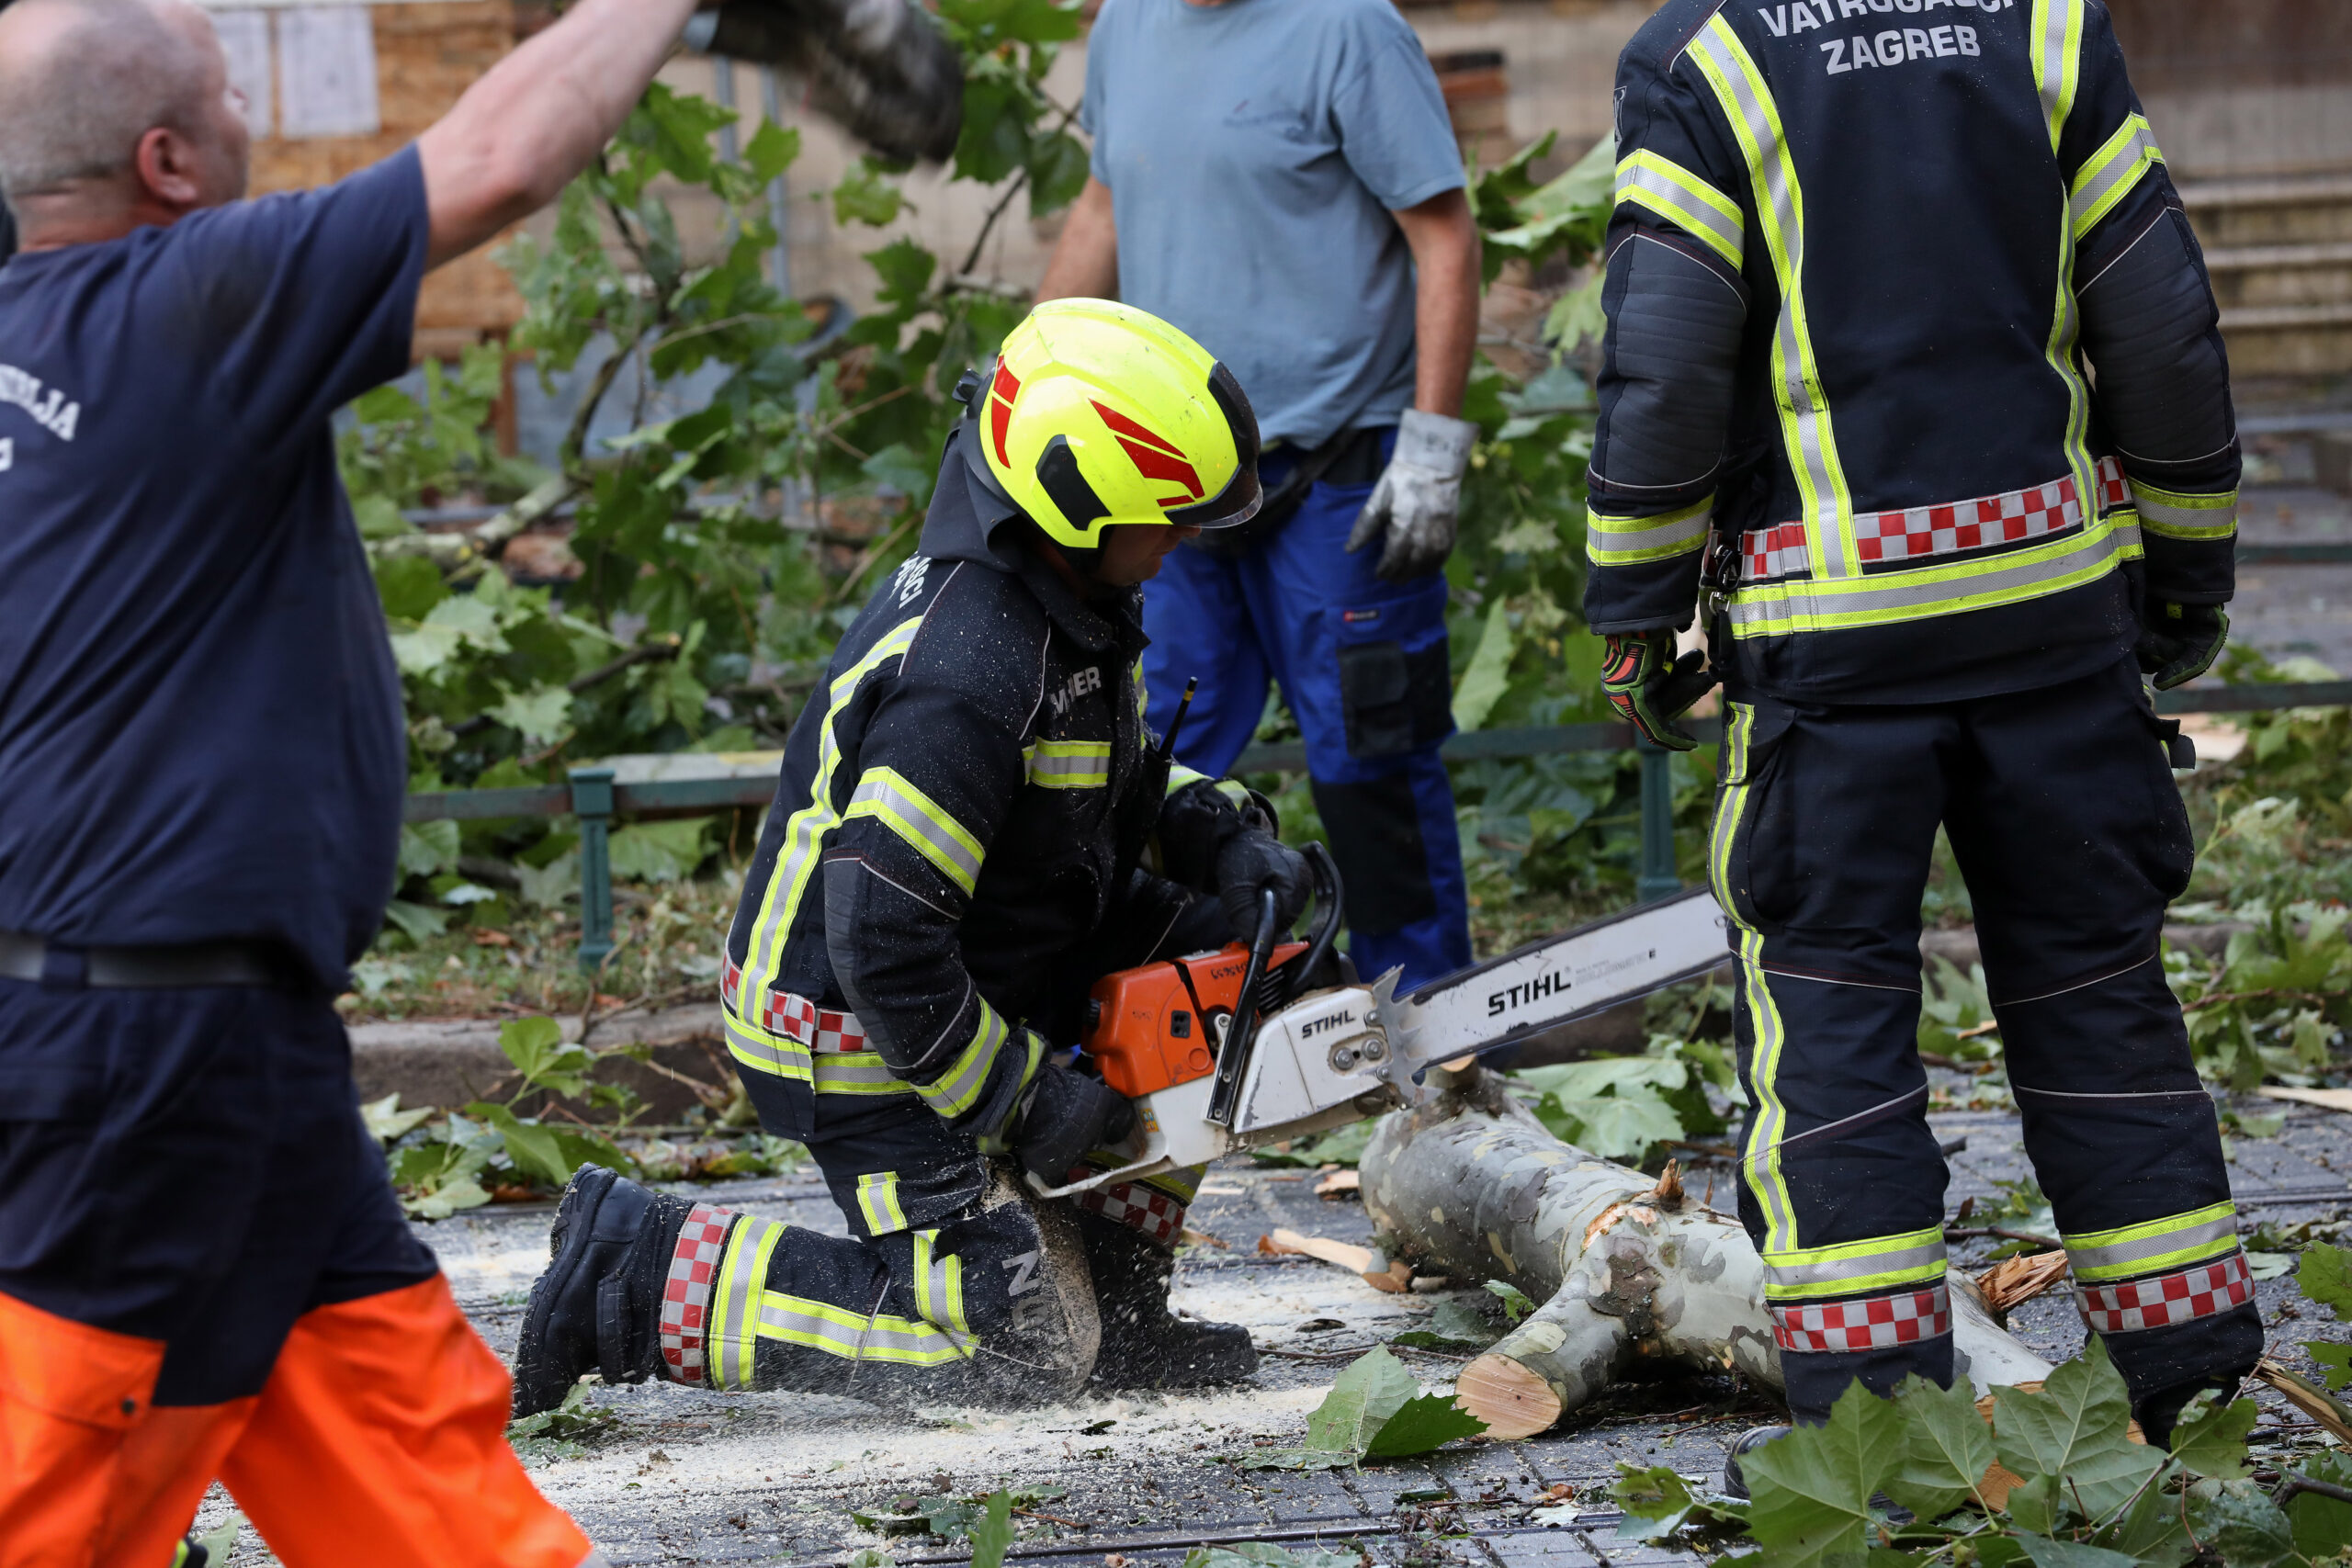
0 931 300 989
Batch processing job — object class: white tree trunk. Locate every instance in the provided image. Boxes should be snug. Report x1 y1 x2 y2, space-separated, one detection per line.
1360 1067 2052 1439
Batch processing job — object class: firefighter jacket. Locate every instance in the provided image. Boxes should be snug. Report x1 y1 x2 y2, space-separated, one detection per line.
721 424 1231 1155
1583 0 2239 704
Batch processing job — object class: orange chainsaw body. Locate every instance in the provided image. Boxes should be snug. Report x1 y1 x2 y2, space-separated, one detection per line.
1081 942 1308 1099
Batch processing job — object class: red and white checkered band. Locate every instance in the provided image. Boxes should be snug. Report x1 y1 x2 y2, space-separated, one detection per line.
722 955 868 1054
658 1204 737 1385
1071 1175 1187 1248
1739 458 2131 584
1772 1286 1951 1354
2077 1250 2253 1336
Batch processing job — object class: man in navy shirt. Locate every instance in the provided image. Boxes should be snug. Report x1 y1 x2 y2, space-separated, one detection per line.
0 0 706 1557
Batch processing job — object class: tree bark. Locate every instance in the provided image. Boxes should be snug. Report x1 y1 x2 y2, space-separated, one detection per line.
1361 1067 2053 1439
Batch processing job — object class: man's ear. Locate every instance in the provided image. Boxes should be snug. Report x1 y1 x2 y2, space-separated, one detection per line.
133 125 208 213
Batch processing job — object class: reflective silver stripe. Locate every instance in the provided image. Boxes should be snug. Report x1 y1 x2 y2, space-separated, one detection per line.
2071 114 2162 238
1588 496 1714 566
1763 1233 1947 1300
711 1214 787 1391
914 1003 1009 1120
756 1292 971 1365
847 767 985 895
1688 18 1854 584
2034 0 2083 152
1614 151 1744 270
2064 1205 2238 1282
1726 513 2138 637
1027 740 1111 790
2130 482 2238 539
722 1007 814 1084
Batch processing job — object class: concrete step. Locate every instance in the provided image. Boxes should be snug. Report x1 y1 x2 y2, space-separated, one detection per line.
2206 240 2352 310
2180 173 2352 248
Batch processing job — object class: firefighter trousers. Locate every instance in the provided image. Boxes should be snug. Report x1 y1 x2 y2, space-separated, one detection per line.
1713 658 2262 1421
648 1138 1200 1404
0 980 596 1568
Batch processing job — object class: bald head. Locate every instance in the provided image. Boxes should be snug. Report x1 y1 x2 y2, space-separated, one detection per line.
0 0 249 245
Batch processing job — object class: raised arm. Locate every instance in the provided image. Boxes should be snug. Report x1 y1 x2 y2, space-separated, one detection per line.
415 0 705 269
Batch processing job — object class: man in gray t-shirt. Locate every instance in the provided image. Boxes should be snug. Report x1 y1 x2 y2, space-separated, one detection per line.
1039 0 1482 989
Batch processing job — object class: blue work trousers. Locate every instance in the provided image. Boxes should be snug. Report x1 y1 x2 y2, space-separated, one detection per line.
1141 434 1471 991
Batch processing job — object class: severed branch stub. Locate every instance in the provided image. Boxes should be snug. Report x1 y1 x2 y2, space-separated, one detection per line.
1360 1066 2055 1439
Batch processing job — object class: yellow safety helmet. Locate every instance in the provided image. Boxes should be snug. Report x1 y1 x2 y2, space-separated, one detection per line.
961 299 1261 549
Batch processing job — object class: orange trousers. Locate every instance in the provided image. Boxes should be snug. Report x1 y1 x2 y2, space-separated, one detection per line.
0 1275 597 1568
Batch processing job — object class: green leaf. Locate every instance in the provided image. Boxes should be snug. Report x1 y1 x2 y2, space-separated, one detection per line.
968 1490 1013 1568
2004 1471 2063 1537
2309 1339 2352 1393
467 1101 572 1187
608 818 714 884
1990 1339 2165 1520
1485 1280 1536 1324
1363 1393 1485 1458
492 684 576 746
515 849 580 910
1739 1382 1905 1565
498 1015 596 1099
1025 130 1091 217
2010 1534 2140 1568
361 1091 435 1145
833 158 906 226
380 897 448 942
1534 1086 1686 1162
1452 600 1517 733
1182 1548 1357 1568
2285 1452 2352 1562
1392 1297 1496 1351
744 119 800 184
2300 1241 2352 1320
1246 1347 1418 1469
194 1513 245 1565
400 819 461 879
2167 1394 2256 1479
374 554 447 620
1883 1373 1996 1519
866 238 937 310
2186 1480 2300 1568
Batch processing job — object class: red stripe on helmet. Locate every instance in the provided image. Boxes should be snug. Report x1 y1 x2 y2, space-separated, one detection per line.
1091 401 1203 502
989 362 1022 468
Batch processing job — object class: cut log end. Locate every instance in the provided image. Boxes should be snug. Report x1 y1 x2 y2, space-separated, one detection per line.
1456 1352 1564 1441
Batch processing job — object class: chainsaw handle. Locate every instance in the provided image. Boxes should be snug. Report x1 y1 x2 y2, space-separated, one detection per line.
1206 887 1280 1127
1268 842 1344 1012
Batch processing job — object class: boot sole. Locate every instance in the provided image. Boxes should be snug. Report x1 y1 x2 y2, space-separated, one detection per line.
511 1165 621 1417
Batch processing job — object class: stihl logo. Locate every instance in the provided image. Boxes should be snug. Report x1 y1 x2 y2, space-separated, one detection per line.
1299 1010 1358 1040
1487 970 1571 1018
1091 401 1203 507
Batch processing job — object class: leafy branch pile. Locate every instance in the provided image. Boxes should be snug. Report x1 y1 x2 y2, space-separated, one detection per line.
1609 1244 2352 1567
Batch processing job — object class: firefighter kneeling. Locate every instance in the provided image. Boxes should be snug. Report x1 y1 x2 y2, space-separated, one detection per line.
514 301 1302 1412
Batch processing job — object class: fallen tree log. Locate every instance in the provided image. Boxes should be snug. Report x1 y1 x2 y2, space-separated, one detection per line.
1360 1066 2053 1439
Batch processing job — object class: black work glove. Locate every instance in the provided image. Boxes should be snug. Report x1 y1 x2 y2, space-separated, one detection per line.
1013 1066 1137 1186
1155 779 1244 890
2135 600 2229 691
1599 629 1717 751
1215 829 1310 945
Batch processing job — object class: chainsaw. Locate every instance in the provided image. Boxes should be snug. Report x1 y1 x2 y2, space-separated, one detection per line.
1032 846 1731 1200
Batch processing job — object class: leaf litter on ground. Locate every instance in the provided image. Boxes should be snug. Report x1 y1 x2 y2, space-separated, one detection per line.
1242 1347 1486 1470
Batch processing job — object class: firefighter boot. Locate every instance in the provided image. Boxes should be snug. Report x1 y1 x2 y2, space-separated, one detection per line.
1076 1213 1257 1389
512 1166 694 1416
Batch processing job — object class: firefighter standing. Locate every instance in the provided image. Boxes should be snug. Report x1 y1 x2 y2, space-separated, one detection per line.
1583 0 2255 1455
514 302 1305 1412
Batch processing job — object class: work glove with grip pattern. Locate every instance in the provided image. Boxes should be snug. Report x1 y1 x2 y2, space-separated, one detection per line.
1600 629 1716 751
1014 1066 1137 1187
1346 409 1478 582
1214 829 1310 947
2135 600 2229 692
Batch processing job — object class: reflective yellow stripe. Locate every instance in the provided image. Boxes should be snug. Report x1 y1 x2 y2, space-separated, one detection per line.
1614 149 1745 271
1143 1163 1205 1205
913 1001 1011 1120
2132 481 2238 540
1026 739 1112 791
1725 509 2139 637
912 1227 969 1336
2065 1201 2238 1282
723 1005 814 1086
1712 704 1797 1251
2033 0 2086 154
845 766 986 895
1588 495 1714 566
1688 17 1858 588
1764 1227 1948 1301
856 1171 908 1235
741 618 921 1011
712 1214 787 1391
1168 764 1212 795
813 1052 917 1097
2072 113 2163 238
755 1292 971 1366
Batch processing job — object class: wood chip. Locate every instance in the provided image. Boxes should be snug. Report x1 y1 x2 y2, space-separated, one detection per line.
1315 1169 1361 1199
1180 1226 1229 1249
1259 1227 1413 1292
1974 1249 2071 1318
2258 1086 2352 1114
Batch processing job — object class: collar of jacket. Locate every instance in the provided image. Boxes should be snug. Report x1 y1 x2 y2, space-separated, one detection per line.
917 424 1145 657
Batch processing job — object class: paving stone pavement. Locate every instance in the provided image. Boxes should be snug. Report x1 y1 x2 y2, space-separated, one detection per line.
191 1095 2352 1566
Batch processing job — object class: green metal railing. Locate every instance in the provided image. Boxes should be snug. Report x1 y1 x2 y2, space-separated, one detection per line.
402 678 2352 969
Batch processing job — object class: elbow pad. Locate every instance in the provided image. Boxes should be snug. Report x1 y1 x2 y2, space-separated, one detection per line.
2079 210 2235 472
1589 231 1747 503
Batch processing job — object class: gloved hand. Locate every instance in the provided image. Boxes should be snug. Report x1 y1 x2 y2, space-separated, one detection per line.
1600 629 1717 751
1346 408 1478 581
2135 600 2229 691
1214 829 1311 946
1013 1065 1138 1186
